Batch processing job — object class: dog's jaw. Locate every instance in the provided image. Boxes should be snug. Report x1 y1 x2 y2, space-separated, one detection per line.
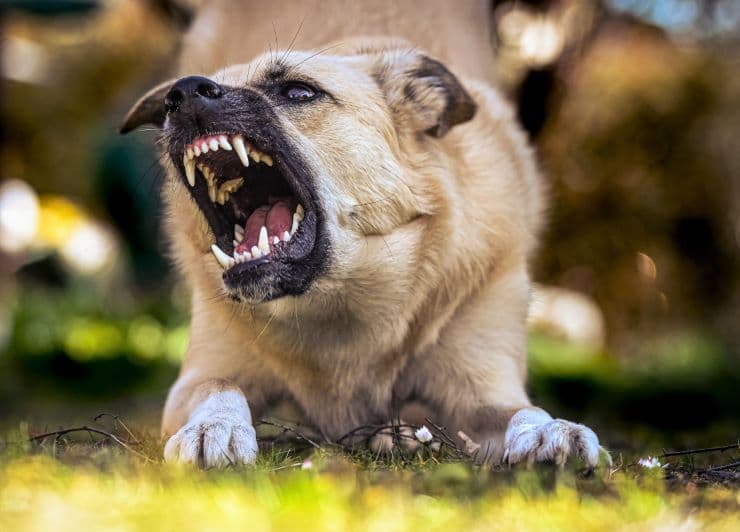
163 86 330 303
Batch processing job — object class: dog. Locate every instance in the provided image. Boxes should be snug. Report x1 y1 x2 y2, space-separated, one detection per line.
120 0 604 468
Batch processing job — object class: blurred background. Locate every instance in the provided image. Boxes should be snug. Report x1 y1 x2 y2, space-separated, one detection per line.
0 0 738 449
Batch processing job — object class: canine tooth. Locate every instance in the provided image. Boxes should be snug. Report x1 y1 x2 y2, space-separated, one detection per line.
211 244 234 269
218 135 232 150
233 240 240 248
290 214 299 235
262 154 273 166
232 135 250 167
296 204 305 218
208 180 217 202
186 147 194 159
258 226 270 253
209 139 219 151
193 145 201 156
251 245 262 258
281 231 291 242
201 142 209 154
184 154 196 186
272 236 280 245
234 224 244 240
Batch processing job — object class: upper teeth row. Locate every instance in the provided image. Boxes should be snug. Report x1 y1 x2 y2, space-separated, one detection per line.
182 134 272 187
210 204 305 270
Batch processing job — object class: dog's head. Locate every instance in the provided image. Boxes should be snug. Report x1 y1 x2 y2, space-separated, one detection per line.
121 41 476 303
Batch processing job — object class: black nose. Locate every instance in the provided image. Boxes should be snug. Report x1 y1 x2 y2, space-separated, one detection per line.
164 76 223 114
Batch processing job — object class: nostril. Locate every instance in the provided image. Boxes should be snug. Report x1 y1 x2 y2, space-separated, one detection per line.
165 76 223 114
164 88 184 114
196 81 222 99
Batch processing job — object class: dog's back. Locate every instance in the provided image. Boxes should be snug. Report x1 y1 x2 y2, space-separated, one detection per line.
180 0 496 82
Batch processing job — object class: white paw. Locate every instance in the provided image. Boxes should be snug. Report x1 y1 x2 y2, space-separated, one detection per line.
163 390 258 468
502 408 607 469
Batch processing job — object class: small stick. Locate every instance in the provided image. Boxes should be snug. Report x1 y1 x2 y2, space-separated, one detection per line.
424 418 467 458
704 460 740 473
93 413 140 444
258 419 321 449
661 442 739 458
29 426 152 462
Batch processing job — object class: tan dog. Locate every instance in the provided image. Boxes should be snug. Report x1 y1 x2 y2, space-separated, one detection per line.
121 0 604 468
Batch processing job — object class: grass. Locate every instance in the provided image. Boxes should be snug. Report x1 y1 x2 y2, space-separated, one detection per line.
0 420 738 531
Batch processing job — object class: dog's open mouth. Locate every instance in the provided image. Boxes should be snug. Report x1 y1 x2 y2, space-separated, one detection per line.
178 132 316 272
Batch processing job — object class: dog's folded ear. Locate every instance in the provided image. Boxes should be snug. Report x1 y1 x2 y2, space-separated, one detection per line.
378 52 477 138
119 79 175 134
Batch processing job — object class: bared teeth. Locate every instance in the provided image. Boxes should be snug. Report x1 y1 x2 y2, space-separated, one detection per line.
232 135 250 167
215 177 243 205
200 142 209 154
234 224 244 241
262 154 273 166
258 226 270 254
296 204 305 219
186 147 194 159
183 153 196 186
233 249 251 264
272 236 280 245
281 231 291 242
218 135 232 150
251 245 262 258
209 139 219 151
290 214 299 235
193 144 201 157
211 244 234 269
249 149 261 163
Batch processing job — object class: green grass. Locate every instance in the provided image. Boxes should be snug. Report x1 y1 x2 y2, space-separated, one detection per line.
1 424 738 532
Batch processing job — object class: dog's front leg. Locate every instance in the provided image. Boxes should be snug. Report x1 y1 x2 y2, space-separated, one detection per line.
162 376 258 468
413 262 605 468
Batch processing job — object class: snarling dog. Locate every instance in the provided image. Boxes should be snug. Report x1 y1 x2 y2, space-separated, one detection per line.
121 1 604 469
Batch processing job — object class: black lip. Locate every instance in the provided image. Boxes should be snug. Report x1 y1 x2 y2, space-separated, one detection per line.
162 85 330 301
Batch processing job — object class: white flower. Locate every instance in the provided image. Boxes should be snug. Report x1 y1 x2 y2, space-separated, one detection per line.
301 459 313 470
637 456 663 469
414 425 433 443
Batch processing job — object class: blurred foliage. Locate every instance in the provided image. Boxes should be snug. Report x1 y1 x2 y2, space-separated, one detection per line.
534 21 740 350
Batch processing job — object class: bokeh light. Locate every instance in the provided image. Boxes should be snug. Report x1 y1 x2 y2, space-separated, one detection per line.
0 180 39 253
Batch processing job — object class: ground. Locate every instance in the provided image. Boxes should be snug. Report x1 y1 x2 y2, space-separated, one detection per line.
0 333 738 530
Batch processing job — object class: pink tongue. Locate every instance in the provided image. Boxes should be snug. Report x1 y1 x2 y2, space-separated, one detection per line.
237 201 293 253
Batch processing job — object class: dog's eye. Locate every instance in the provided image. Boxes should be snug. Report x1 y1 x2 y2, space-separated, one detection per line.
281 83 316 101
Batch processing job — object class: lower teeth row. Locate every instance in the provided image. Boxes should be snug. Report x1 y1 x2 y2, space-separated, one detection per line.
210 204 304 270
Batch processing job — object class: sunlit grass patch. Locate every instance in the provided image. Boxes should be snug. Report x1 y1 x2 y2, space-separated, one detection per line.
1 431 738 532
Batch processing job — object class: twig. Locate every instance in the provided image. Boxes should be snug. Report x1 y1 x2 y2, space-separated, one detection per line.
661 442 739 458
93 413 141 444
336 423 419 445
258 419 322 449
704 460 740 473
424 418 468 459
29 426 152 462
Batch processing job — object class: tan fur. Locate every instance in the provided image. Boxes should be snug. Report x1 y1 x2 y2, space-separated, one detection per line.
130 0 602 467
